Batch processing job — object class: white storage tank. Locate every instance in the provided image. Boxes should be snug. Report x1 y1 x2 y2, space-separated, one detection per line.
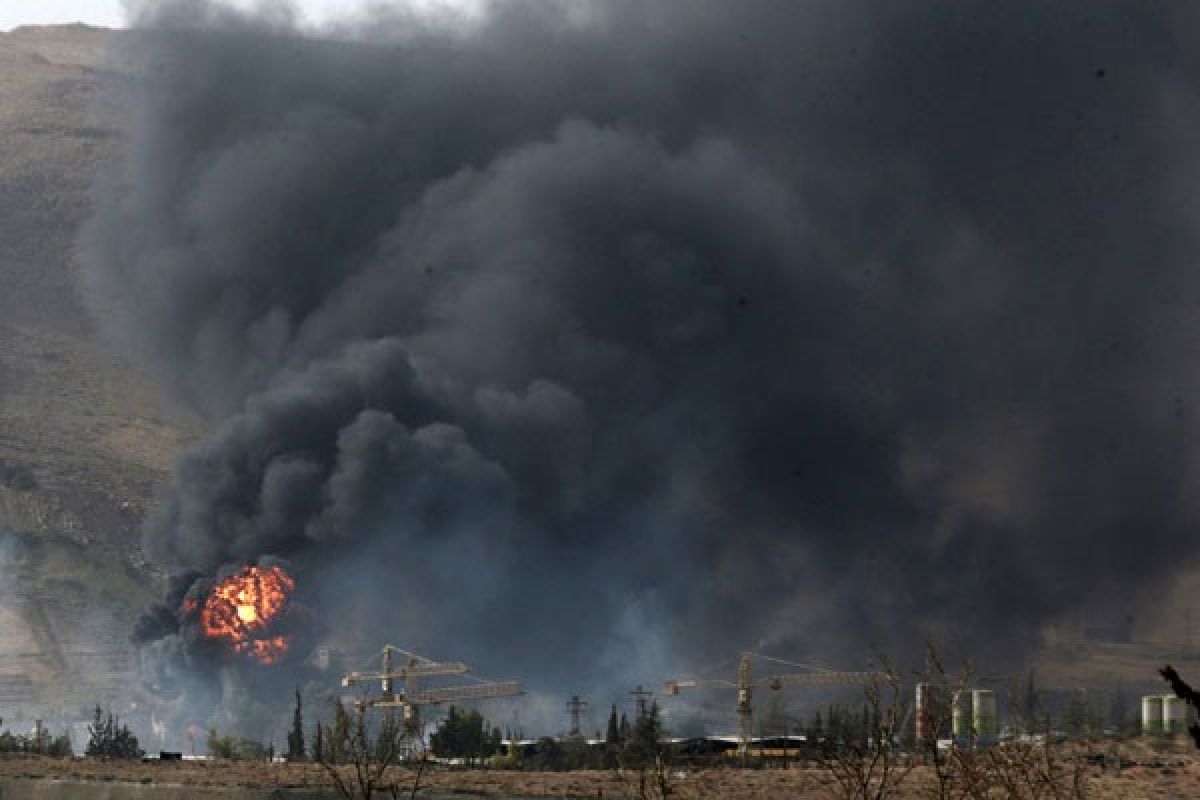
972 690 997 742
1142 695 1164 736
915 683 941 744
1163 695 1188 736
952 690 971 739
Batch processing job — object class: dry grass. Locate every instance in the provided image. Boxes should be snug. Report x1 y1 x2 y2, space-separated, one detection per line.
0 753 1193 799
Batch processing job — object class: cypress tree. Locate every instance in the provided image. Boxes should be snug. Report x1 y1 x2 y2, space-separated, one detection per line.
331 699 351 763
624 701 663 768
287 689 305 761
606 705 620 745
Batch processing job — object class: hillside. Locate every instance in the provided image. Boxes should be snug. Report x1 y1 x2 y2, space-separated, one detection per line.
0 23 195 720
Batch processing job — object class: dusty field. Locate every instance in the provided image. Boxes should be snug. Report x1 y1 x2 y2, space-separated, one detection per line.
0 753 1196 799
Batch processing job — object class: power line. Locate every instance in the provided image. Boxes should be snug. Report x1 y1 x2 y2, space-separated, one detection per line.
566 695 589 737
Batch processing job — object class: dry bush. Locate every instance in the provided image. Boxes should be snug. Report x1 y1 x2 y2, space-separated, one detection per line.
819 659 913 800
317 701 427 800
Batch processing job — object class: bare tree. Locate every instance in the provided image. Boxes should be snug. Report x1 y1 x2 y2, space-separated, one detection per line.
914 643 975 800
389 738 430 800
1159 665 1200 748
317 700 427 800
985 732 1090 800
615 745 677 799
996 672 1092 800
614 755 677 800
909 645 1092 800
819 657 913 800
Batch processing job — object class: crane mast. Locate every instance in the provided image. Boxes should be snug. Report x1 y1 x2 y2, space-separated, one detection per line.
736 652 753 756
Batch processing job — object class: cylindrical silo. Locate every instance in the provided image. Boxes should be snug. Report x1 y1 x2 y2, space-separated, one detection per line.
1142 695 1164 736
972 690 997 743
916 683 942 744
1163 695 1187 737
952 690 971 739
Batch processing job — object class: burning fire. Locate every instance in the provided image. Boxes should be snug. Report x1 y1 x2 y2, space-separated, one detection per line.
196 564 296 665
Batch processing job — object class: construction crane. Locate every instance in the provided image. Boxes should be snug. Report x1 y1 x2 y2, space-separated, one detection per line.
342 645 522 734
402 682 523 706
342 645 469 700
663 651 885 758
367 680 523 736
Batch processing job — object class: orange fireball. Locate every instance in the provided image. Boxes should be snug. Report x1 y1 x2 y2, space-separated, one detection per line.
198 565 295 665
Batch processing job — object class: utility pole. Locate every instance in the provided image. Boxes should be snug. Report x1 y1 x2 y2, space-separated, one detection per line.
736 653 753 760
630 685 653 721
566 695 589 738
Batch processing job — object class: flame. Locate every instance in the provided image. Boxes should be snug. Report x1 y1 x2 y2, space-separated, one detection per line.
196 565 295 665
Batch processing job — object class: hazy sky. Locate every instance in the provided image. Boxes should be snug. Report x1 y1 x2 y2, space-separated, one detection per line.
0 1 473 32
0 0 125 31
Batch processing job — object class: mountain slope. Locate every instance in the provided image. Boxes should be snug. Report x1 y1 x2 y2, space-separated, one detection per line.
0 24 195 720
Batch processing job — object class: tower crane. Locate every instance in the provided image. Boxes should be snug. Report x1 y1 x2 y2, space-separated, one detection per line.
342 645 522 734
663 651 885 758
342 645 469 700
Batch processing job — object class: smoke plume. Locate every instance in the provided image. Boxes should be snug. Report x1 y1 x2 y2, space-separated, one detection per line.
82 0 1200 701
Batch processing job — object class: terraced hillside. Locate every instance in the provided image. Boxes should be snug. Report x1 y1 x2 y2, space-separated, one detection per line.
0 23 196 717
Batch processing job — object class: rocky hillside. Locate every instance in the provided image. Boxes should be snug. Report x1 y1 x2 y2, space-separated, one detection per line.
0 24 196 717
0 24 192 557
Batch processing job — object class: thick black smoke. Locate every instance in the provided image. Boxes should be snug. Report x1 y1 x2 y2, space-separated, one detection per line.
131 570 201 646
84 0 1200 699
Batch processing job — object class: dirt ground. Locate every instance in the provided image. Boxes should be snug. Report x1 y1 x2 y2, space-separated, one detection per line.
0 752 1196 799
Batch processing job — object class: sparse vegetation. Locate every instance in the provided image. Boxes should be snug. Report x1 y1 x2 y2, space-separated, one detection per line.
85 705 142 760
316 698 427 800
205 727 273 762
428 706 502 764
0 716 71 757
817 659 912 800
612 701 677 800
